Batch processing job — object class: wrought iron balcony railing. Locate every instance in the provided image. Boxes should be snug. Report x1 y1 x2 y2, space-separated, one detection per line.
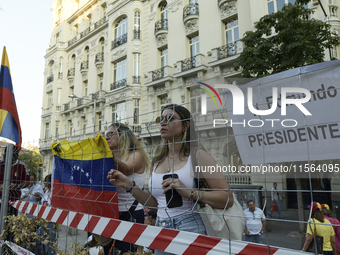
80 61 89 70
152 67 165 81
64 102 70 111
68 68 75 77
94 16 107 29
47 74 54 83
76 98 84 106
80 27 91 39
154 19 168 34
132 76 141 84
217 41 238 60
134 29 141 39
181 56 196 71
92 92 99 101
183 3 199 20
95 52 104 63
110 79 127 90
111 34 128 49
58 72 63 79
68 36 77 47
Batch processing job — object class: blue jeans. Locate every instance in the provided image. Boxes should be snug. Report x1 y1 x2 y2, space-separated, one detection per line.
154 213 206 255
35 222 58 255
245 234 263 244
268 199 282 218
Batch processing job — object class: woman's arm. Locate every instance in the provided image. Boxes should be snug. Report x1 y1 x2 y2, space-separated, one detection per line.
301 233 313 251
330 235 336 252
107 169 158 208
194 149 234 209
114 151 145 176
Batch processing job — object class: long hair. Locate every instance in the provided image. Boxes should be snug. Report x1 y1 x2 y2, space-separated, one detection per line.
311 211 324 223
152 104 198 169
109 123 150 169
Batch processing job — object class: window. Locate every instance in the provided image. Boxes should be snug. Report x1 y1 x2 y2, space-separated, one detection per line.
134 54 140 77
161 48 168 67
112 102 127 122
45 123 50 140
68 120 73 136
71 55 76 68
134 11 140 31
268 0 295 14
100 38 105 53
59 57 63 78
56 33 59 43
49 61 55 76
81 117 86 135
189 35 200 57
99 75 103 90
84 81 88 96
87 14 92 27
55 121 59 139
190 92 201 114
115 17 128 39
133 99 140 124
47 93 53 107
114 58 127 82
159 95 168 109
160 1 168 20
226 19 239 44
57 88 61 105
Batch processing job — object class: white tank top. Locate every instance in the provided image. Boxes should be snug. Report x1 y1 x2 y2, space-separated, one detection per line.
118 170 146 212
148 155 197 220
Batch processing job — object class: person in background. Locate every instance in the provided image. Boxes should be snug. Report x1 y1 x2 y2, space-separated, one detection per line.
302 202 336 255
244 200 266 244
268 182 283 219
322 203 340 255
35 174 58 255
0 146 30 216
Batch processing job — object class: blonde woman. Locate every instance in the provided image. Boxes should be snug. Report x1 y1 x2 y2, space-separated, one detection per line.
108 104 234 255
104 123 149 255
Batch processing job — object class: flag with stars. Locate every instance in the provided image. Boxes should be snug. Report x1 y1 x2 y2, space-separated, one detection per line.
51 133 119 219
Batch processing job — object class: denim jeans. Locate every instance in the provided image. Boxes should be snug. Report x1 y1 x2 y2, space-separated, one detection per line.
35 222 58 255
154 213 206 255
268 199 282 218
245 234 263 244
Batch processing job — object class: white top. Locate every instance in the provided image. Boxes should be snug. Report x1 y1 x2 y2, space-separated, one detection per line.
148 155 197 220
244 207 266 235
41 189 52 206
271 187 281 200
117 171 145 212
21 184 44 203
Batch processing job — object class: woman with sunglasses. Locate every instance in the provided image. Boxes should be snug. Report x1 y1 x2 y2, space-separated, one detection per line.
108 104 234 255
101 123 149 255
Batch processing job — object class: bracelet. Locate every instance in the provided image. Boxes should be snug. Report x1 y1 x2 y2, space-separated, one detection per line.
189 189 195 200
198 190 204 202
126 181 135 193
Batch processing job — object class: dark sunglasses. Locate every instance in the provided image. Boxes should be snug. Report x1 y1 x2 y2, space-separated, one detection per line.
158 114 179 123
105 131 117 138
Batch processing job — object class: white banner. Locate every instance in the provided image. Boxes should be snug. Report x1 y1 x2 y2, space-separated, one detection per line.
222 60 340 164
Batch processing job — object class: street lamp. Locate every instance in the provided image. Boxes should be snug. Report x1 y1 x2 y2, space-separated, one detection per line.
68 93 97 132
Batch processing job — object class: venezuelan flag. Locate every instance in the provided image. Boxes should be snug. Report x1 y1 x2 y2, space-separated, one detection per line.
0 47 22 149
51 133 119 219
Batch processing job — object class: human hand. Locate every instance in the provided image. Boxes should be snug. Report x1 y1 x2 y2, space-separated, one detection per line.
161 177 190 199
245 230 250 236
107 169 132 189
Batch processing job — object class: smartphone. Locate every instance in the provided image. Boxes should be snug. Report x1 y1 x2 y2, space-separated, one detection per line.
163 174 183 208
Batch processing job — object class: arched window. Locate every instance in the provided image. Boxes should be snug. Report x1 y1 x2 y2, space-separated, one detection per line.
160 1 168 20
49 61 55 76
100 38 105 53
85 46 90 61
115 17 128 39
59 57 63 79
134 12 141 39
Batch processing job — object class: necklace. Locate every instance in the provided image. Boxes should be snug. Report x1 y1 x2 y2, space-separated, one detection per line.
167 154 179 172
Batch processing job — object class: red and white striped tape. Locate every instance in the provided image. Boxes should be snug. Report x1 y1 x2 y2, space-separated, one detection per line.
0 240 34 255
10 201 306 255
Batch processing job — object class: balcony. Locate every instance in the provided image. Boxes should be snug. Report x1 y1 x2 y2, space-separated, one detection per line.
94 16 107 29
111 34 127 50
145 66 173 87
80 61 89 71
110 79 127 90
63 102 70 111
80 27 91 39
209 41 243 77
183 3 199 21
47 74 54 84
68 36 77 47
174 54 207 79
95 52 104 63
218 0 238 22
68 68 75 79
133 29 141 39
155 19 168 36
132 76 141 84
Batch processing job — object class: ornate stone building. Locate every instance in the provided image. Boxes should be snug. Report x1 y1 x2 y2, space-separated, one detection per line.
40 0 340 209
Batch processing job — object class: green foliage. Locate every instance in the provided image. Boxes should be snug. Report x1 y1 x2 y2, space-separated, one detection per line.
18 150 42 174
234 1 340 77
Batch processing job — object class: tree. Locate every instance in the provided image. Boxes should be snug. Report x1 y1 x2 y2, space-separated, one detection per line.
234 0 340 77
18 150 43 174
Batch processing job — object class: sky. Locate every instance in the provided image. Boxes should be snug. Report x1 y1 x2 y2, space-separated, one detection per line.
0 0 54 146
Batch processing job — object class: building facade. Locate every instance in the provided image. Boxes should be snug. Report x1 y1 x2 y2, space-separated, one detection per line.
40 0 340 209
